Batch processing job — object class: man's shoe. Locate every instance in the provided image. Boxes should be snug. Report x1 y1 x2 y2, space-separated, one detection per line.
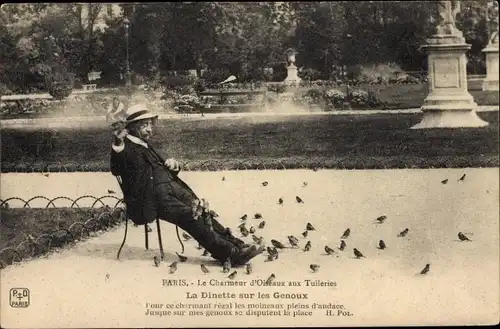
230 243 265 266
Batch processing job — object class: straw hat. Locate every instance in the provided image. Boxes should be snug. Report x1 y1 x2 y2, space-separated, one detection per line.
124 104 158 124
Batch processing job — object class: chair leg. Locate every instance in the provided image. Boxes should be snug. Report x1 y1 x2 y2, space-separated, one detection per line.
145 224 149 250
156 218 164 260
117 217 129 260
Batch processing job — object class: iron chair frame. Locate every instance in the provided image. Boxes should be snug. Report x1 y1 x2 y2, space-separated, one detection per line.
115 175 165 260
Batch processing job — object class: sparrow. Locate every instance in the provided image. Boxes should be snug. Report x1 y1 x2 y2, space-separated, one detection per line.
278 198 283 205
196 243 203 250
228 271 238 279
265 253 278 262
105 273 110 281
201 264 210 274
254 213 263 219
288 235 300 248
303 181 308 187
176 252 188 262
182 232 192 241
296 196 304 203
258 221 266 229
169 262 178 274
324 245 335 255
458 232 471 241
376 215 387 223
153 255 161 267
458 174 466 181
338 240 346 251
420 264 430 275
310 264 320 273
267 246 278 255
441 179 448 184
108 189 116 194
302 231 308 238
306 223 315 231
378 240 386 250
224 227 232 236
240 214 248 221
312 167 318 172
146 225 152 232
240 226 250 237
222 258 231 273
353 248 364 258
397 228 409 237
303 241 311 252
238 222 247 229
265 274 276 285
341 228 350 239
252 235 263 244
43 173 50 177
246 264 252 274
249 226 256 234
202 249 210 256
271 239 286 249
262 181 268 186
222 176 226 181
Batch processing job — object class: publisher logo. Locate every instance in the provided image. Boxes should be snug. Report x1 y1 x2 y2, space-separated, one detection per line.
10 288 30 308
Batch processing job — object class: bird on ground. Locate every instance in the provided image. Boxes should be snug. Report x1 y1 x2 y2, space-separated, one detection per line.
238 222 246 229
288 235 300 248
246 264 252 275
378 240 386 250
353 248 364 259
202 249 210 256
441 179 448 184
310 264 320 273
168 262 178 274
267 246 278 256
249 226 256 234
265 274 276 285
240 226 250 237
145 225 152 232
265 253 278 262
222 176 226 181
296 196 304 203
397 228 409 237
458 174 466 181
201 264 210 274
271 239 286 249
240 214 248 221
228 271 238 279
252 235 263 244
306 223 315 231
303 241 312 252
325 245 335 255
302 231 308 238
108 189 116 194
420 264 430 275
303 181 308 187
338 240 346 251
43 173 50 177
105 273 110 281
258 221 266 229
341 228 350 239
182 232 192 241
222 259 231 273
376 215 387 223
262 181 268 186
278 198 283 205
458 232 471 241
176 252 188 262
254 213 263 219
153 256 161 267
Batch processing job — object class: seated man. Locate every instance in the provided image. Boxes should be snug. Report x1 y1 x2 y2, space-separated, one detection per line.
110 105 264 266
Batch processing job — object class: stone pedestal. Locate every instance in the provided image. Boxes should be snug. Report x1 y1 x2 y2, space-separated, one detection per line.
411 36 488 129
482 42 499 91
284 64 301 85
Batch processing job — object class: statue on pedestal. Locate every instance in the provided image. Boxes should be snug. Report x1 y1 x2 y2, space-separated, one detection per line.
488 0 499 45
435 0 463 37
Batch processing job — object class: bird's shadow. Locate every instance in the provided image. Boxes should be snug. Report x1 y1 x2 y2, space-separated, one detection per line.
453 239 472 242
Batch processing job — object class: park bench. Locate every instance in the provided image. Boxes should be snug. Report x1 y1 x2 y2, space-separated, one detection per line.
82 84 97 91
198 90 268 113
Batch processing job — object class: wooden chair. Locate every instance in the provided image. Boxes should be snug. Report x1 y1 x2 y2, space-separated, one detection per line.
115 175 165 260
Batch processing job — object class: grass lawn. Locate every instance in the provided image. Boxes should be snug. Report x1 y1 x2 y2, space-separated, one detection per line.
1 112 498 171
0 207 123 265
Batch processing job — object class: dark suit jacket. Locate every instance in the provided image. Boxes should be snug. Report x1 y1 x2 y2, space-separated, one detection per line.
110 138 198 225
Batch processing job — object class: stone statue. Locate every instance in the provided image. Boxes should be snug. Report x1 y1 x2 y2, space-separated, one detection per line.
488 0 499 44
435 0 463 37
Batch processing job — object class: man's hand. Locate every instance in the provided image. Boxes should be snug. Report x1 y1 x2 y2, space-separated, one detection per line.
112 127 128 146
165 158 181 171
